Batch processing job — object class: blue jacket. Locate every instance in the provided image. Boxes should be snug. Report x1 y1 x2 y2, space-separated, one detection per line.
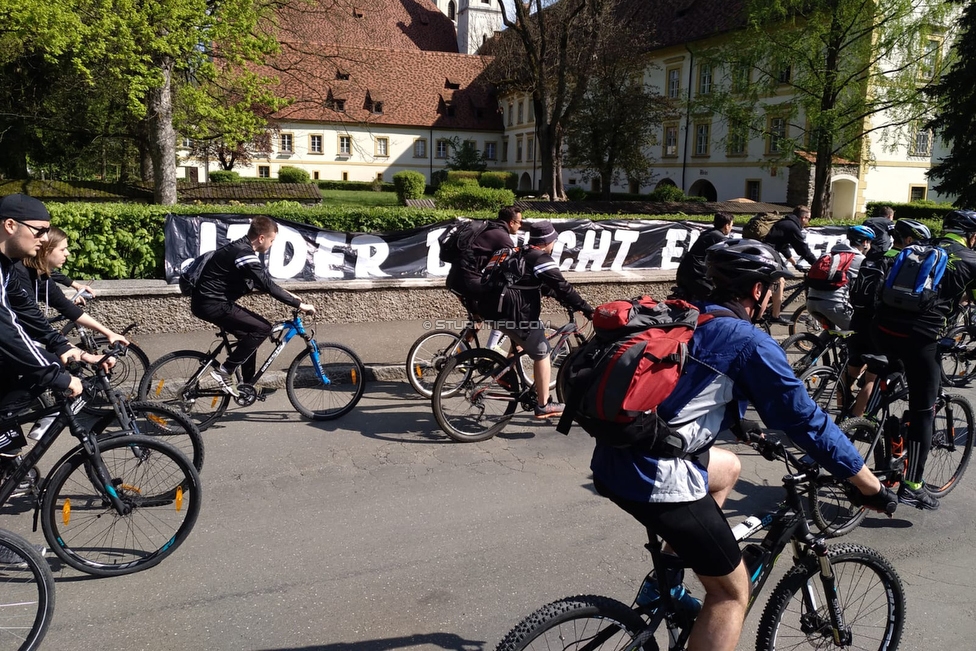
590 303 864 503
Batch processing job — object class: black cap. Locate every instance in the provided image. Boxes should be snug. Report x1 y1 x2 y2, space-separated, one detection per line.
528 221 558 245
0 194 50 223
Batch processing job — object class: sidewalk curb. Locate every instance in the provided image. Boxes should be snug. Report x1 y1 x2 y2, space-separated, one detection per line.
256 364 406 388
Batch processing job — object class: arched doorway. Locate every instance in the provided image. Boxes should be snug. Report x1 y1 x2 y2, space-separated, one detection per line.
519 172 532 191
655 178 677 189
688 179 717 202
830 175 858 220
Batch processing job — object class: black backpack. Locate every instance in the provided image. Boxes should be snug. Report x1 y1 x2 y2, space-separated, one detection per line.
178 251 215 296
848 257 888 313
438 219 490 269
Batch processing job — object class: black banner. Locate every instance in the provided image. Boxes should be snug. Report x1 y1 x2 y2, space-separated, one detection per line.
164 214 850 283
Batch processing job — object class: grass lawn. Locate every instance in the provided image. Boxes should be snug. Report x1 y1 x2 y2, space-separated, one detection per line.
319 189 401 207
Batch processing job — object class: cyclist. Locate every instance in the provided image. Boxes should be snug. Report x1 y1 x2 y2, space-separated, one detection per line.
485 221 593 418
805 224 875 331
590 239 894 651
863 206 895 258
19 226 130 345
846 219 930 417
763 205 818 324
191 216 315 397
872 210 976 510
673 212 734 301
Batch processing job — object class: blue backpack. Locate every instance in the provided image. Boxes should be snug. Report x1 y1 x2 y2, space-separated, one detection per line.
880 244 948 313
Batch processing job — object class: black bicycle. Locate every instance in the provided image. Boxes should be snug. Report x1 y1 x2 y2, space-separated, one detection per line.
0 527 55 651
139 310 366 431
809 353 974 537
496 435 905 651
0 357 202 577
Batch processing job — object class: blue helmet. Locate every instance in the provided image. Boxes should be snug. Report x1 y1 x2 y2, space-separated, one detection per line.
847 225 876 244
944 210 976 234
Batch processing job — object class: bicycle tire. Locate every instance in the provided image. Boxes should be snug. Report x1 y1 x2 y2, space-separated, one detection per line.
780 332 829 375
755 544 905 651
926 394 975 497
431 348 519 442
41 435 202 577
286 343 366 420
80 340 151 416
780 281 808 313
799 365 846 422
91 400 205 472
495 595 652 651
555 346 585 404
404 330 472 399
787 304 823 337
939 325 976 387
0 528 55 651
808 417 877 537
138 350 229 432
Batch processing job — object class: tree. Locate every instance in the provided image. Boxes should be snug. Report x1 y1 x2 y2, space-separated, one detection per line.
187 130 277 173
926 1 975 206
696 0 953 218
564 23 673 200
492 0 634 200
444 137 488 172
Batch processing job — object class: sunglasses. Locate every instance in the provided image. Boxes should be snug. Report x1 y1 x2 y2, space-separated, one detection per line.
18 222 51 238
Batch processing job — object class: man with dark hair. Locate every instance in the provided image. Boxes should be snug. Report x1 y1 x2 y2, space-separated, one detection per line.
764 205 816 323
674 212 734 301
446 206 521 315
862 206 895 257
191 215 315 396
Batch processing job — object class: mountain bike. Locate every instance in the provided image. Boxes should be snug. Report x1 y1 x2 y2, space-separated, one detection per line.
405 314 501 399
809 353 974 537
430 310 589 442
496 434 904 651
138 310 366 431
0 361 202 577
0 528 55 651
939 323 976 388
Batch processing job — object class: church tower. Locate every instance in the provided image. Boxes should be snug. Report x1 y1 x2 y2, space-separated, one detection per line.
455 0 504 54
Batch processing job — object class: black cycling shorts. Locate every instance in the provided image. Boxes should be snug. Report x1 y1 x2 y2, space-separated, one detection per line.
594 475 742 578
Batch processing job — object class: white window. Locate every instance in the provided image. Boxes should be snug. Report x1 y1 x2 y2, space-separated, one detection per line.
280 133 293 153
667 68 681 99
501 138 508 162
695 123 710 156
920 38 941 80
485 141 497 160
376 137 389 157
728 122 747 155
663 125 678 157
527 137 534 160
310 135 323 154
258 166 270 178
910 125 932 157
516 137 523 162
698 64 712 95
339 135 351 156
768 117 786 154
414 139 427 158
517 101 524 124
436 139 449 158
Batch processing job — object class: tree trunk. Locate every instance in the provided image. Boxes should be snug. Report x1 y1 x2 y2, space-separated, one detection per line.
147 55 178 205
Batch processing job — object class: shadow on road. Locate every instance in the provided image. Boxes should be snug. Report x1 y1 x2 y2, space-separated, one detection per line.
256 632 485 651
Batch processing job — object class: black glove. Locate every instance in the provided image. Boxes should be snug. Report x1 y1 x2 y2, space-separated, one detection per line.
731 418 764 444
849 484 898 516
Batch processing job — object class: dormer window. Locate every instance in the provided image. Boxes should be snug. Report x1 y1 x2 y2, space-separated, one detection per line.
353 7 364 18
336 70 350 81
445 79 461 90
326 91 347 112
419 14 429 25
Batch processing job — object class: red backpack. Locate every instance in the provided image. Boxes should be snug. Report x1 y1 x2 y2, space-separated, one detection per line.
556 297 729 456
807 251 857 291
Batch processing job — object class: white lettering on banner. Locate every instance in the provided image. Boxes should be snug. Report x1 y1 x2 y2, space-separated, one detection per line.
554 231 577 271
805 232 846 259
427 229 450 276
199 221 218 255
268 226 309 278
312 233 346 279
351 235 391 278
661 228 689 270
227 223 250 242
574 230 611 271
610 230 641 271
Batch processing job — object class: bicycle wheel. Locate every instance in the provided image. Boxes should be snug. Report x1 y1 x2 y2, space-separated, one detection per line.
0 528 55 651
81 341 151 416
138 350 229 432
431 348 520 442
799 365 846 422
41 435 202 577
925 394 975 497
91 400 205 472
555 346 585 404
780 333 828 375
755 544 904 651
286 343 366 420
939 326 976 387
808 417 877 537
405 330 472 399
787 304 823 337
496 595 651 651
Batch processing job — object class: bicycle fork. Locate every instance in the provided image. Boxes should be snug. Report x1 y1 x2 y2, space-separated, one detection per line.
798 541 852 646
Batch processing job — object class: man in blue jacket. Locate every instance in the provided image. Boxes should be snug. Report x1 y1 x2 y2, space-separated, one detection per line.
590 239 894 651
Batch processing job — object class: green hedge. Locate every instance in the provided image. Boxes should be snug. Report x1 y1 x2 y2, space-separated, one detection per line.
435 184 515 211
278 166 311 183
316 179 396 192
208 170 241 183
479 171 517 190
392 170 426 204
865 200 955 223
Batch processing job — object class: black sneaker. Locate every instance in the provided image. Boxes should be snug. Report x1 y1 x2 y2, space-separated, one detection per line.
769 315 792 326
897 483 939 511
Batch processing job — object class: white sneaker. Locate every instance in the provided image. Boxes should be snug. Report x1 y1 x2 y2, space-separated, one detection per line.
209 368 240 398
0 543 46 566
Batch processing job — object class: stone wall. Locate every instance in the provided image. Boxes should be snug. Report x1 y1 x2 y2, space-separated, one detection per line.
81 271 678 334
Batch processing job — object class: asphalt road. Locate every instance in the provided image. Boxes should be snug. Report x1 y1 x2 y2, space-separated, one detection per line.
4 322 976 650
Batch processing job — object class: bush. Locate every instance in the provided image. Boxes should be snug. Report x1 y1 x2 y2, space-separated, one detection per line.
566 186 588 201
479 171 516 189
316 179 396 192
865 200 954 223
442 177 480 189
446 170 481 184
208 170 241 183
648 185 686 202
278 166 311 183
435 184 515 211
393 171 426 204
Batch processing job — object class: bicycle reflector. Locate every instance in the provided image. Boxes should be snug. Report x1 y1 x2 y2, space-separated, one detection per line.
176 486 183 512
62 499 71 526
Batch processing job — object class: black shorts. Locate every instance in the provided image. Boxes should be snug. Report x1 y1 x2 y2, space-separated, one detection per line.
846 330 878 368
594 475 742 578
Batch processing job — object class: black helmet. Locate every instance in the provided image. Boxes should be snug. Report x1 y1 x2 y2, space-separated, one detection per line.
943 210 976 234
893 218 931 242
706 239 794 289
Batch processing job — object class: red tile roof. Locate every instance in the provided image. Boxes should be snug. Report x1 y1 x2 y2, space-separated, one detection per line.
268 46 504 131
616 0 747 51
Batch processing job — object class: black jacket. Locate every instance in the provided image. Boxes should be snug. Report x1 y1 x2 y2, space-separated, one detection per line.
765 214 817 265
675 228 728 300
191 237 301 309
0 252 72 392
446 220 515 298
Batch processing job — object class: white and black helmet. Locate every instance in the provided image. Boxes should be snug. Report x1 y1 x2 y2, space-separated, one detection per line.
706 239 794 291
